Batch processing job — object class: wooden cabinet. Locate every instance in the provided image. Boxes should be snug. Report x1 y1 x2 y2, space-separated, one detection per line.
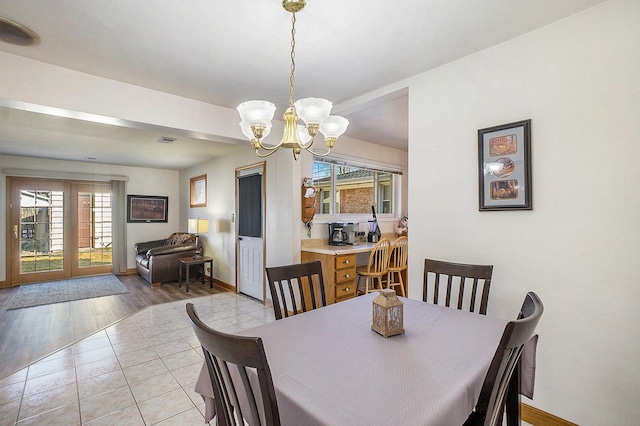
334 254 357 303
301 242 383 305
301 250 357 304
301 240 407 304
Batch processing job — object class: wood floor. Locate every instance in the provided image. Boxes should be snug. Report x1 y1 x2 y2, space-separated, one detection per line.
0 273 226 381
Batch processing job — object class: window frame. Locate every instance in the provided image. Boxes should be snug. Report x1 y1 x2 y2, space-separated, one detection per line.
190 174 207 208
311 156 402 221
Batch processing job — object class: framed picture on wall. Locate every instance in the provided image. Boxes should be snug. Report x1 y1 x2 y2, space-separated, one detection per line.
190 174 207 207
127 195 169 222
478 119 532 211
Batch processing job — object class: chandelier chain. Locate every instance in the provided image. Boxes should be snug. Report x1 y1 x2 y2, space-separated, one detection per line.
289 13 296 107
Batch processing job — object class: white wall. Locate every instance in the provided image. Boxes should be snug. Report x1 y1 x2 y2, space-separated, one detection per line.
180 147 298 288
0 155 180 280
406 0 639 423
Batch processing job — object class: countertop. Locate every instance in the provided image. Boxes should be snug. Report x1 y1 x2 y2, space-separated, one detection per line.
301 242 378 255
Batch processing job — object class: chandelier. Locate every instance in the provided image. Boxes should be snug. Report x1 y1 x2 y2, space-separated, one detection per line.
236 0 349 160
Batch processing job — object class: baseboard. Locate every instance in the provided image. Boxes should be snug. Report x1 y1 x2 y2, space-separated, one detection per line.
210 276 235 293
522 403 578 426
126 269 235 292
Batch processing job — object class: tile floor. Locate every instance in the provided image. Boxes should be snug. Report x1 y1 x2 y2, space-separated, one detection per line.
0 291 275 425
0 291 535 426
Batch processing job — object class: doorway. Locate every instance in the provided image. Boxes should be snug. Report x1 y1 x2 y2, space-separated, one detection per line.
236 163 265 300
8 178 112 285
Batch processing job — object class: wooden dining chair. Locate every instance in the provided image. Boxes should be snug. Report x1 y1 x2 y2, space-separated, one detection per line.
356 238 391 296
385 236 408 297
423 258 494 314
186 303 281 426
265 260 327 320
463 292 543 426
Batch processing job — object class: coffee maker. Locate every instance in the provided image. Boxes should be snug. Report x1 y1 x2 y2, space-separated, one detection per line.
344 222 359 245
328 222 347 246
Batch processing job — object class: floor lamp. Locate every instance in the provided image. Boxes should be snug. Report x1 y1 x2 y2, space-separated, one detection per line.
188 218 209 259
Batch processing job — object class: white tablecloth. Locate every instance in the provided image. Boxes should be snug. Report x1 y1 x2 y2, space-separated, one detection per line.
195 293 507 426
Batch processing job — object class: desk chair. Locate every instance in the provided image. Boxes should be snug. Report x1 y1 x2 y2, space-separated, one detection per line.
423 259 493 314
386 236 408 297
265 260 327 320
464 292 543 426
356 238 391 296
186 303 281 426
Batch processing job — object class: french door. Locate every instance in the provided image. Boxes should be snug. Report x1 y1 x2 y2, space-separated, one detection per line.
73 183 112 277
8 178 112 285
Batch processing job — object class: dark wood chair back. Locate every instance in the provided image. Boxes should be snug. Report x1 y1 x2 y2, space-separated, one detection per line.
423 258 494 314
464 292 543 426
186 303 280 426
265 260 327 320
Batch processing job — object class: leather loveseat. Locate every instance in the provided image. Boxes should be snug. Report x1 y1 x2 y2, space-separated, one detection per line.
135 232 200 285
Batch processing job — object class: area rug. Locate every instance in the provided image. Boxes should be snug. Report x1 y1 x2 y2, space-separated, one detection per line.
7 275 129 310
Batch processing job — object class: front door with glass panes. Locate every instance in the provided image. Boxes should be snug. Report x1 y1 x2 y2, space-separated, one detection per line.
9 178 112 284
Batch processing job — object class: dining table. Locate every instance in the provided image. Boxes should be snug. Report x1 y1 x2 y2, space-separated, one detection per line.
195 292 509 426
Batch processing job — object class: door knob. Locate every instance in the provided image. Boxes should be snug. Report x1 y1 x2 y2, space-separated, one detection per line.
13 225 18 239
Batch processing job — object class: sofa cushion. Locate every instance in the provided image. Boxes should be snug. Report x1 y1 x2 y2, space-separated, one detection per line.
135 239 165 255
137 255 149 268
165 232 195 246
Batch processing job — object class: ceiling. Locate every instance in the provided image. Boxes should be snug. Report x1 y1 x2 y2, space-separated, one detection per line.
0 0 606 170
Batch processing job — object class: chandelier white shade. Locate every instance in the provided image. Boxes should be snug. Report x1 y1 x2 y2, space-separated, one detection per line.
294 98 332 128
237 101 276 128
236 0 348 160
320 116 350 141
239 119 272 141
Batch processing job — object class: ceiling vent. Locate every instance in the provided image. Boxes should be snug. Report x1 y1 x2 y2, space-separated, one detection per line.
157 137 176 144
0 17 40 46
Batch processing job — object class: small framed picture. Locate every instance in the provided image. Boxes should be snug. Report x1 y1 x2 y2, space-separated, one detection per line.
478 119 532 211
190 174 207 208
127 195 168 223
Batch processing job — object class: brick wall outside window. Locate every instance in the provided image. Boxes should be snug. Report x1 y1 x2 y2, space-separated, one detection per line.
314 188 373 214
339 188 373 214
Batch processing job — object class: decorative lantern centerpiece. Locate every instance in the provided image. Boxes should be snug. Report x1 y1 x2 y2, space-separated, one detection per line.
372 289 405 338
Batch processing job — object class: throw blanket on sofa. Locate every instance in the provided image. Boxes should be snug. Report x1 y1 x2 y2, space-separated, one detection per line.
166 232 195 245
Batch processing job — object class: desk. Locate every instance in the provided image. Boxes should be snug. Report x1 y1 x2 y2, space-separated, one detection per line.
302 242 387 304
195 293 507 425
178 256 213 292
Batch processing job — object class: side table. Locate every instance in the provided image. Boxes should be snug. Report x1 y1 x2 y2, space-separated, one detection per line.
179 256 213 292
